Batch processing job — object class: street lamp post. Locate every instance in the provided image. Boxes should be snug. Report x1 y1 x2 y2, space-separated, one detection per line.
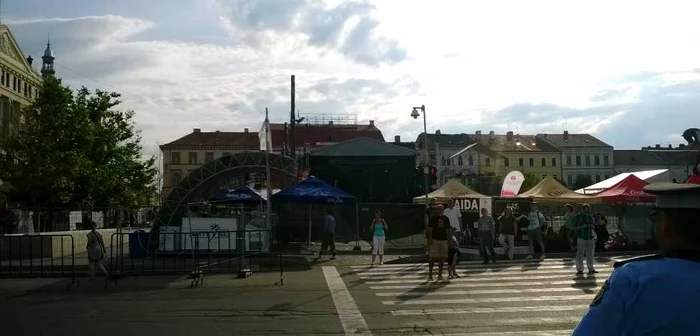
411 105 429 209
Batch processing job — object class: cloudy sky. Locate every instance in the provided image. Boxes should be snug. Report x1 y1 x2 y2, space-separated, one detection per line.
5 0 700 154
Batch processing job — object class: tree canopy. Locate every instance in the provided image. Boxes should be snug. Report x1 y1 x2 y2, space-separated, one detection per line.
0 76 157 209
520 171 540 192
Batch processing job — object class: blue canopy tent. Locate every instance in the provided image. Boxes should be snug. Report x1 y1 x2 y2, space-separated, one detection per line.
273 176 358 247
209 185 266 205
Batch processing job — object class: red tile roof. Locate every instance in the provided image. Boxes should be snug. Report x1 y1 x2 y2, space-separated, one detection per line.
161 129 259 149
269 123 384 149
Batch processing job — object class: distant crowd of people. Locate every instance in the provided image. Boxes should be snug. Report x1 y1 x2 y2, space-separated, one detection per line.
421 199 612 280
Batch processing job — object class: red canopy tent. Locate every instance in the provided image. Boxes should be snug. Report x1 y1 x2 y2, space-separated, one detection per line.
686 174 700 185
595 174 656 204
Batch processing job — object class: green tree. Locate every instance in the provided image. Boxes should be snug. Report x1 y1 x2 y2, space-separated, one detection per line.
520 171 540 192
573 174 594 190
0 76 156 208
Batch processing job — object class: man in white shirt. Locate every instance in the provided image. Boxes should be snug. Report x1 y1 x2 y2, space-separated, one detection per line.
443 199 463 244
517 202 547 259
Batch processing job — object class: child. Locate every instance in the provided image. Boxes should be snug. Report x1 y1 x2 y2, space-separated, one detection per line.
447 231 461 279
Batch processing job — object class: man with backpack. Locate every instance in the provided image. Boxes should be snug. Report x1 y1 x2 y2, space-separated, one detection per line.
518 202 547 259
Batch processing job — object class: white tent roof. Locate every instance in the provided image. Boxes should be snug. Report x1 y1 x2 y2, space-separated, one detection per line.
575 169 668 194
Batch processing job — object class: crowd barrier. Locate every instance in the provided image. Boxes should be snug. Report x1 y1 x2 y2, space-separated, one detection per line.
0 233 80 287
107 230 282 282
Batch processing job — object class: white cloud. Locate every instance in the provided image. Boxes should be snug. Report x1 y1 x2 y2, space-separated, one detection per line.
5 0 700 155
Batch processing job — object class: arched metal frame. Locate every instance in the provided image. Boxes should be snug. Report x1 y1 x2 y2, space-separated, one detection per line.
154 151 295 228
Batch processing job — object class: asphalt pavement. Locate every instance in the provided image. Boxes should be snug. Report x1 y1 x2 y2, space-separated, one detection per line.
0 254 638 336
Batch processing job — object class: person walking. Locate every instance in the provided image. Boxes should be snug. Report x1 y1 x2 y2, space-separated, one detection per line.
443 199 463 245
573 204 597 275
478 208 497 264
86 221 109 279
498 208 517 260
370 210 388 267
518 202 547 259
319 209 337 259
447 231 461 279
428 204 451 281
572 183 700 335
563 204 577 253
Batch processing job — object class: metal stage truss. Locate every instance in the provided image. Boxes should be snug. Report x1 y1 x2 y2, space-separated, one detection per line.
154 152 295 229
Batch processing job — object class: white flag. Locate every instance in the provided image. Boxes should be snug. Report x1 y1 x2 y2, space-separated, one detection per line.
259 109 271 151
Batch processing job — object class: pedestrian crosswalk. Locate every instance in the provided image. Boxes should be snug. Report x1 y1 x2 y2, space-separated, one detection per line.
348 258 613 335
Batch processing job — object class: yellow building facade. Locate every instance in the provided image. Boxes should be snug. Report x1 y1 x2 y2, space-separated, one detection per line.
473 131 563 180
0 25 44 144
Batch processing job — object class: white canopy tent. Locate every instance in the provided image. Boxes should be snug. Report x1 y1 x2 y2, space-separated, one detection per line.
575 169 669 195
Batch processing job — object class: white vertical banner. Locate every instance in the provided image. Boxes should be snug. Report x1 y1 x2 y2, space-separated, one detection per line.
262 108 273 230
259 114 271 151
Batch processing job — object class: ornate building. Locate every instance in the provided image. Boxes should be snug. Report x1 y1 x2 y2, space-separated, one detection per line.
0 25 49 144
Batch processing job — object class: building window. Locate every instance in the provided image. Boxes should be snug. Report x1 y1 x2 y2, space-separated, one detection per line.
485 158 491 166
171 171 182 186
170 152 181 164
188 152 198 164
222 152 231 157
585 156 591 166
0 70 4 86
551 157 557 166
603 155 609 166
529 158 534 167
595 175 601 183
205 152 214 162
576 156 581 166
468 156 474 166
458 156 463 166
519 158 524 167
568 174 573 186
504 158 510 166
566 156 572 166
541 158 546 166
446 157 451 166
594 156 600 166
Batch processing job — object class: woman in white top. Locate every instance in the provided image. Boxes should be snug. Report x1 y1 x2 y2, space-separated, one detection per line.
370 210 388 267
86 221 109 279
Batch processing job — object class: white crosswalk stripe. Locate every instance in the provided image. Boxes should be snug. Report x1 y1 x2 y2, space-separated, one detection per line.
348 258 612 335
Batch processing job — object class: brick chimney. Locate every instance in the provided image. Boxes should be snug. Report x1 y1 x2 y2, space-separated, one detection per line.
668 144 672 149
563 130 569 141
369 120 374 126
244 128 249 133
394 135 400 143
328 121 333 125
655 144 660 149
475 130 481 139
436 130 441 135
193 128 201 133
489 131 495 139
506 131 514 141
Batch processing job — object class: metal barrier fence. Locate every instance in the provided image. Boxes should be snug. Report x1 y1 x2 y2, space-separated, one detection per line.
108 230 282 279
0 234 79 284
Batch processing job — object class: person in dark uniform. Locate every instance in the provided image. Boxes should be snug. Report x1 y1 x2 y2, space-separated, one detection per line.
572 182 700 335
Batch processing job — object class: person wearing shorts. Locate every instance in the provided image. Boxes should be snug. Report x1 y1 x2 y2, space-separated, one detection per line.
370 210 388 267
518 202 547 259
447 232 461 279
428 204 451 281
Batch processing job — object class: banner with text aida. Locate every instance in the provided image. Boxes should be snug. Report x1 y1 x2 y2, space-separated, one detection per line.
500 171 525 197
259 118 271 151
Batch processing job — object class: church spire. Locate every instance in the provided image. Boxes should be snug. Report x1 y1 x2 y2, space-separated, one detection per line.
41 35 55 78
